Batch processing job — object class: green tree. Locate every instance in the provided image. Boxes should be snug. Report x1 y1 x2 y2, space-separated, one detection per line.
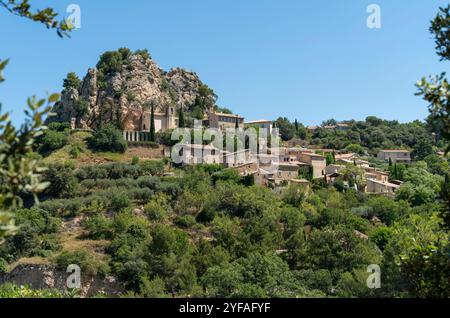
0 96 56 241
325 153 335 165
63 72 81 91
275 117 295 141
150 105 156 142
178 107 185 128
345 144 365 156
42 164 79 199
411 138 434 160
0 1 72 37
88 124 128 153
396 162 443 206
416 5 450 153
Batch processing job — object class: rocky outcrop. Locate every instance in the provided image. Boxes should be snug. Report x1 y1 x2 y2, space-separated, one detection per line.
0 264 124 297
49 49 217 130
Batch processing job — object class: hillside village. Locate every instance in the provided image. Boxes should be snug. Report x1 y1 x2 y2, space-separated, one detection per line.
2 0 450 303
63 101 414 197
45 48 425 197
1 46 449 299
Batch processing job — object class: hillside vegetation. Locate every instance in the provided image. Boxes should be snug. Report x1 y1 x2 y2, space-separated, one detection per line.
1 154 448 297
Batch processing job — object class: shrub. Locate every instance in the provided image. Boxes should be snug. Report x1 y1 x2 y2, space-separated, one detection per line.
109 191 132 212
211 169 241 184
128 187 153 202
0 283 65 298
196 208 216 224
140 160 165 175
69 145 81 159
174 215 196 228
55 249 110 278
136 176 161 189
39 234 62 254
42 164 79 199
87 124 128 153
38 197 88 217
47 122 71 132
74 165 108 180
139 276 168 298
0 258 7 274
15 208 61 234
131 156 139 165
104 162 141 179
144 194 170 222
369 226 393 250
38 130 68 154
83 213 113 240
156 129 178 147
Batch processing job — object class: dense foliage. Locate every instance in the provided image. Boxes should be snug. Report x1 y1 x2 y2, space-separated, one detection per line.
0 158 447 298
275 116 438 156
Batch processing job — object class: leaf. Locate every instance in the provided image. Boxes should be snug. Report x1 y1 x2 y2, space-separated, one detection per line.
48 93 60 103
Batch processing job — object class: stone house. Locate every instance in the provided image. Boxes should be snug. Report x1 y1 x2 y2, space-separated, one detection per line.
206 112 244 130
255 163 299 187
366 178 400 195
175 144 222 165
377 150 411 164
296 152 326 179
222 149 255 168
244 119 273 134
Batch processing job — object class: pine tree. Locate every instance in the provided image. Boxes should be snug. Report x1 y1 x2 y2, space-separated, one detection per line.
178 107 185 128
150 105 156 142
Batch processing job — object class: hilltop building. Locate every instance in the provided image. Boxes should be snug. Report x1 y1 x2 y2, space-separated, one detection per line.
123 106 178 142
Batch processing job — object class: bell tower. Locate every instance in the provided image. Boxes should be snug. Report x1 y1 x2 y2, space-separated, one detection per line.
167 105 176 129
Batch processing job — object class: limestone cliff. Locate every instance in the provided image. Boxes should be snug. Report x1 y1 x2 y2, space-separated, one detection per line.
49 49 217 130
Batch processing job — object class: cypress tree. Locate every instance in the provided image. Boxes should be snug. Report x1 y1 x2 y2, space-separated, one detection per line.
150 105 156 142
295 119 299 132
178 107 185 128
235 116 239 129
389 157 393 167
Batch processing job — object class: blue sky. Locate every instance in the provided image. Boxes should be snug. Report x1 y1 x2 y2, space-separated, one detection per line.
0 0 448 126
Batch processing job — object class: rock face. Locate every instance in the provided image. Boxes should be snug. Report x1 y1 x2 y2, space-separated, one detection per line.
50 50 217 130
0 264 124 297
